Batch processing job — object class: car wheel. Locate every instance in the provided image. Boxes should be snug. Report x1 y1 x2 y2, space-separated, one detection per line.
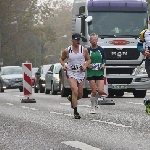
61 86 70 97
82 89 88 98
51 83 57 95
34 85 38 93
45 88 50 94
0 84 4 92
40 85 45 93
1 88 4 92
19 87 23 92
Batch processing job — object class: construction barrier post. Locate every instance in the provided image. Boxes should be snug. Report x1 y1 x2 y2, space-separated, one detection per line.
98 68 115 105
21 63 36 103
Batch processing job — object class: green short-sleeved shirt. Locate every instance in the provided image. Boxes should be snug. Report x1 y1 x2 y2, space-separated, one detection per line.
87 48 104 77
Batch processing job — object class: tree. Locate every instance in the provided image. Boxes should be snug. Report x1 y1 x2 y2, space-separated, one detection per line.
0 0 56 67
44 0 73 64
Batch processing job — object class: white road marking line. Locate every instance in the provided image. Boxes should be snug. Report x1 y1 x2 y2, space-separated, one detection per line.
30 108 38 111
60 103 70 106
78 105 91 107
6 103 14 106
61 141 101 150
91 120 131 128
20 106 29 109
13 95 25 97
64 113 73 117
60 103 91 107
50 111 57 114
127 102 144 105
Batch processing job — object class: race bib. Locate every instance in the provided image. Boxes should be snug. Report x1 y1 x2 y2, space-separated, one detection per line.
92 63 101 70
70 64 81 72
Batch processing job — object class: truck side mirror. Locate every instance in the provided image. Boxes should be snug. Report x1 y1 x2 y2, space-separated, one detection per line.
75 18 81 33
85 16 93 22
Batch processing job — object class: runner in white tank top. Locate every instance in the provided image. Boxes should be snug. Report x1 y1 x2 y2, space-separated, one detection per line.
59 33 91 119
66 45 85 83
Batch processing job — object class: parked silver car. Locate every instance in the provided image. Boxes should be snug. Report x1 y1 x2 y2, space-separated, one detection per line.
0 66 23 92
45 63 62 95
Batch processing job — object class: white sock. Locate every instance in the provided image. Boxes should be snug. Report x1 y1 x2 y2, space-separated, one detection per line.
90 97 96 109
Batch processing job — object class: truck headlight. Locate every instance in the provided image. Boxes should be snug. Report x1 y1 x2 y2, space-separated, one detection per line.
139 67 147 74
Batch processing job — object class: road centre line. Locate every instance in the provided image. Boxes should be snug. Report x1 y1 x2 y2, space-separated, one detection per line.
13 95 25 97
60 103 91 107
21 106 29 109
61 141 101 150
91 120 131 128
6 103 14 106
127 102 144 105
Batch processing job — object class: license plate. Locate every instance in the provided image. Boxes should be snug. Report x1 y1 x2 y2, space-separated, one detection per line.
112 85 127 89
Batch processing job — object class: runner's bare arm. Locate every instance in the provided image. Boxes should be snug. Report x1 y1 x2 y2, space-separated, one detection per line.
84 48 91 67
59 49 68 67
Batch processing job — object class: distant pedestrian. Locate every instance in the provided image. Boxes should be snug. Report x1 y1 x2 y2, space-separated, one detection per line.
59 33 91 119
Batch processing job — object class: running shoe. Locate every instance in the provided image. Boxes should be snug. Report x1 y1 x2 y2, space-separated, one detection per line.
143 97 150 106
67 95 73 108
90 108 96 114
74 112 81 119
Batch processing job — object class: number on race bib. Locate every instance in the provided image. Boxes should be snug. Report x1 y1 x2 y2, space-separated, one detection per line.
92 63 101 70
70 64 81 71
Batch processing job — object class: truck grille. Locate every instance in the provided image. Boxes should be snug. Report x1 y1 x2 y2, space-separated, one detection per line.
106 68 134 74
104 48 140 60
107 78 133 84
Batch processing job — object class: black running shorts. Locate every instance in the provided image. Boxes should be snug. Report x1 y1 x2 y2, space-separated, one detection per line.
87 75 104 80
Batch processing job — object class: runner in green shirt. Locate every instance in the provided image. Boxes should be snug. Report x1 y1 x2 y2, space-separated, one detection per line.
87 33 106 114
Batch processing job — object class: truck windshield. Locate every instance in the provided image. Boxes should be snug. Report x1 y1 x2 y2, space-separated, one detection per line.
88 12 147 37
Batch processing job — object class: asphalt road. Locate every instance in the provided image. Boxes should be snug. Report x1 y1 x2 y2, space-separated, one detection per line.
1 89 150 150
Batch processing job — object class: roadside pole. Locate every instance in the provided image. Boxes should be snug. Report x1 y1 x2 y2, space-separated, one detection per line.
21 63 36 103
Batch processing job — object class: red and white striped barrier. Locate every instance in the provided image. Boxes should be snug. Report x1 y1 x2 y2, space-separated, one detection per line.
21 63 36 103
22 63 32 96
102 68 108 97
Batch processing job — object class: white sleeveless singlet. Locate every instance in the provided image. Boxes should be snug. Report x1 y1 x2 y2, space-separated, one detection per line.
66 45 85 83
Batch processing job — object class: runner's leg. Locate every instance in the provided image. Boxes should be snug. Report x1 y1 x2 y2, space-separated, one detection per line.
67 78 78 108
77 80 84 100
89 80 97 113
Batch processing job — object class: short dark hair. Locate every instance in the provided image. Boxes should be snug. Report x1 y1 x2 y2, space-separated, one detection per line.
72 33 81 40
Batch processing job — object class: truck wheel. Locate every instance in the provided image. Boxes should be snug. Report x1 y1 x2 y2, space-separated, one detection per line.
82 89 89 98
133 90 146 98
45 88 50 94
61 86 69 97
116 91 124 97
108 90 114 97
51 83 57 95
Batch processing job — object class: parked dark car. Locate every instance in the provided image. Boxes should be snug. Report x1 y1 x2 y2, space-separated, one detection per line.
34 64 52 93
0 66 23 92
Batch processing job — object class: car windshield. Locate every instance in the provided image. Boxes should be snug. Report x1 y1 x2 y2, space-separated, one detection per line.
43 65 51 74
1 67 22 75
88 12 147 37
54 65 62 74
